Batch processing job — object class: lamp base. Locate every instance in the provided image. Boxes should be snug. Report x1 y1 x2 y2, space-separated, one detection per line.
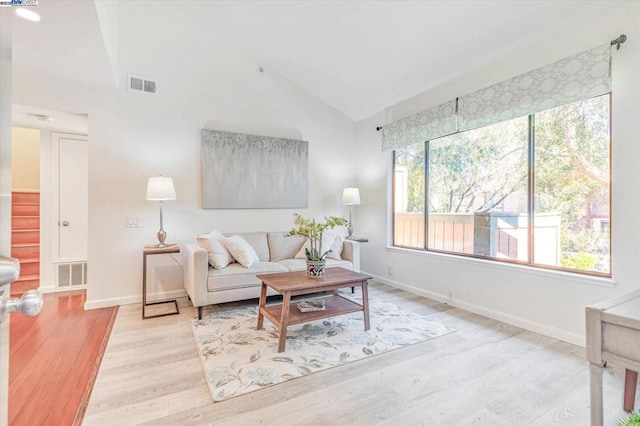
346 223 354 239
156 229 167 247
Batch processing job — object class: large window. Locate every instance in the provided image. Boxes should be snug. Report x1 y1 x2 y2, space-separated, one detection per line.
393 94 611 276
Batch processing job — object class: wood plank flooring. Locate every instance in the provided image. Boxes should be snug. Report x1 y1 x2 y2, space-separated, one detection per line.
9 291 116 426
84 283 639 425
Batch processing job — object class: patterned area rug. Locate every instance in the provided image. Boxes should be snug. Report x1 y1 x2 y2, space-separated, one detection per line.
191 294 455 402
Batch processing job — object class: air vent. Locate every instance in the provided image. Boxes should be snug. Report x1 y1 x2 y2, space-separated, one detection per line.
128 74 158 94
57 262 87 288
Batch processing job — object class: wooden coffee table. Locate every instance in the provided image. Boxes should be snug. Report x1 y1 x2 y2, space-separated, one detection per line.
256 267 372 352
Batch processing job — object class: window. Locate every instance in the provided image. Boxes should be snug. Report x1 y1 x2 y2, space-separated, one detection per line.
393 143 425 249
393 94 611 276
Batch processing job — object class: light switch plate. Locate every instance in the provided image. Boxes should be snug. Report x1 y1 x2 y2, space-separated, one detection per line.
126 216 140 228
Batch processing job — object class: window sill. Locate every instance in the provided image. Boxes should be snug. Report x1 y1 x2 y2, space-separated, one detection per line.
385 246 616 288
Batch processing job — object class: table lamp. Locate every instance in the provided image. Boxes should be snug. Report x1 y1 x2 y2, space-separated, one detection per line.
342 187 360 239
146 176 176 247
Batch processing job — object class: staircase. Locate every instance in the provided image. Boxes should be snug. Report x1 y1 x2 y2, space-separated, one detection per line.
11 192 40 295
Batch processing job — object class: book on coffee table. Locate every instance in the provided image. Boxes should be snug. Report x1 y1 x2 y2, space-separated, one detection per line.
297 299 326 312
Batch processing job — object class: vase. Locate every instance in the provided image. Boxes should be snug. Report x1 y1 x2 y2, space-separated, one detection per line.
306 260 326 278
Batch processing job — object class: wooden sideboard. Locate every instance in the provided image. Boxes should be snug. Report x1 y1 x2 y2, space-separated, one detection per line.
586 290 640 426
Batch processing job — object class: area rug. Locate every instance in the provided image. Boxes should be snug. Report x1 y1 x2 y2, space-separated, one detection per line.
191 294 455 402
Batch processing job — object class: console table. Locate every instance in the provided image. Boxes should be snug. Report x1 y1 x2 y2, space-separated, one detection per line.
586 290 640 425
142 244 180 319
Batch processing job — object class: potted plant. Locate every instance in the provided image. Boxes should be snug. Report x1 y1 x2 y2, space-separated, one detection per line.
618 412 640 426
286 213 348 278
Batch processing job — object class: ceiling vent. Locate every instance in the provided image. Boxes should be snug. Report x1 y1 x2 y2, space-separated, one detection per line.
128 74 158 94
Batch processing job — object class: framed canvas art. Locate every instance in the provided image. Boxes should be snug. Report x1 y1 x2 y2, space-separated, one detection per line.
201 129 309 209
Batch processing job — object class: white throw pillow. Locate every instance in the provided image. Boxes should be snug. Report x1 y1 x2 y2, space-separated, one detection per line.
224 235 260 268
326 233 346 260
295 233 337 260
195 229 233 269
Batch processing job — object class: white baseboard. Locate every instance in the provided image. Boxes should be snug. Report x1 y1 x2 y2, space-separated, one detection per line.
39 285 86 294
84 288 187 310
365 271 586 348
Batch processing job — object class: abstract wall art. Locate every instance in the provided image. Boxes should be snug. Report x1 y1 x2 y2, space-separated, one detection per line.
201 129 309 209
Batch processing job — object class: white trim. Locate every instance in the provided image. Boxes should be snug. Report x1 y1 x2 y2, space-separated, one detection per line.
84 289 188 310
385 246 616 288
11 188 39 193
39 284 86 294
367 270 586 348
52 258 87 264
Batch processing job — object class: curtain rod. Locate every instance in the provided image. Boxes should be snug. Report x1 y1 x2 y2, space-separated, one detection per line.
376 34 628 132
611 34 627 50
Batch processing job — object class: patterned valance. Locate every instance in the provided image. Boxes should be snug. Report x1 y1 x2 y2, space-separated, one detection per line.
381 100 457 151
457 44 611 132
382 43 612 151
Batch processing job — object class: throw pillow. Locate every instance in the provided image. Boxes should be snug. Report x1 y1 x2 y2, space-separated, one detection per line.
195 229 233 269
325 233 346 260
225 235 260 268
295 233 337 260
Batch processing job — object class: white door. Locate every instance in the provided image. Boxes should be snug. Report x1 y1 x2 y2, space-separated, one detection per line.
53 134 88 262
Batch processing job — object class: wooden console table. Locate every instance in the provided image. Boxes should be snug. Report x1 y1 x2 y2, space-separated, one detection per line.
586 289 640 425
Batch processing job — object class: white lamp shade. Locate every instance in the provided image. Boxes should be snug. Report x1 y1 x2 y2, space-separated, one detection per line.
146 176 176 200
342 187 360 205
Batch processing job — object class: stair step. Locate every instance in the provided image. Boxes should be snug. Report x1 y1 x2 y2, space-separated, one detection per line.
16 257 38 264
19 262 39 276
11 280 39 296
11 242 40 248
12 204 39 216
12 192 39 204
11 231 39 245
11 246 39 260
12 216 39 230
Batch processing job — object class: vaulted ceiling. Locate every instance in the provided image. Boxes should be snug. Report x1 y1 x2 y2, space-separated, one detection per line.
11 1 619 121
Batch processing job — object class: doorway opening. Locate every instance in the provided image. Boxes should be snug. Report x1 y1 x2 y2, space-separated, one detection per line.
11 104 88 295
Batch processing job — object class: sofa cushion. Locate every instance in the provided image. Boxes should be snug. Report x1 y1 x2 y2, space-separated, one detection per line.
235 232 270 261
276 258 353 272
207 261 288 292
325 258 354 270
224 235 260 268
276 258 307 272
325 233 346 260
195 229 233 269
268 232 305 261
295 233 336 259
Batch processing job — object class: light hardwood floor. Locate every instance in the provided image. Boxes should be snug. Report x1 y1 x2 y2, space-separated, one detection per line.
84 283 638 425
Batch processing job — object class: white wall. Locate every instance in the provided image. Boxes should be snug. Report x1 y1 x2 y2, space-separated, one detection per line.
12 2 357 308
356 3 640 345
11 127 40 192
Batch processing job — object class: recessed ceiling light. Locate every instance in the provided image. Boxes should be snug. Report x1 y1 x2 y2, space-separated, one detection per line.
15 8 40 22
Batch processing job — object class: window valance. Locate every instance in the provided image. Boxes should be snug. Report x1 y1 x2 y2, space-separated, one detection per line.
382 43 613 151
381 100 457 152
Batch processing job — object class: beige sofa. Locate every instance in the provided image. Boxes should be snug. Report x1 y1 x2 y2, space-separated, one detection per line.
181 231 360 319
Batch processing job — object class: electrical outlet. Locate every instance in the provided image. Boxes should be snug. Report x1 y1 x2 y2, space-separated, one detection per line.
387 266 393 277
126 216 140 228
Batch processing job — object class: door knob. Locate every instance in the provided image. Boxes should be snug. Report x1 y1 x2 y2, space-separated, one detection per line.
0 256 19 287
0 290 43 323
62 221 69 227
